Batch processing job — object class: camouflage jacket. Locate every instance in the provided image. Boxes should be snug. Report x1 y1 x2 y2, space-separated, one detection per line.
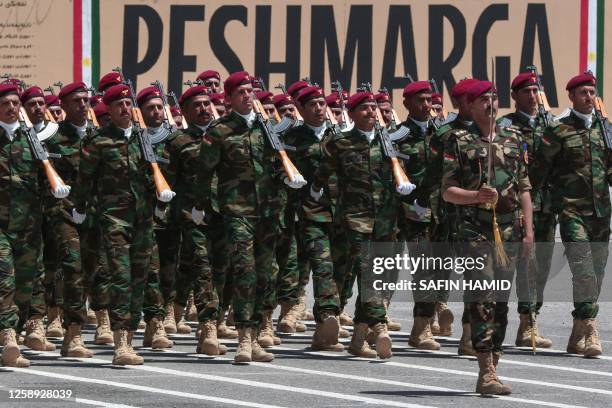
499 112 553 213
282 123 335 223
530 111 612 217
150 127 173 229
43 120 96 218
394 118 435 222
0 127 44 231
73 123 156 220
312 127 398 235
194 111 282 218
442 124 531 215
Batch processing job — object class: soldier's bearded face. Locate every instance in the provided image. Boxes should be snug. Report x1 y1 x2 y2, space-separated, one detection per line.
109 98 133 128
230 84 253 115
378 102 393 125
512 85 538 115
403 92 432 122
569 85 596 115
48 106 63 122
0 94 20 123
279 104 297 120
61 91 90 125
24 97 46 124
349 103 376 131
470 93 498 124
141 98 164 128
302 98 326 126
184 95 212 126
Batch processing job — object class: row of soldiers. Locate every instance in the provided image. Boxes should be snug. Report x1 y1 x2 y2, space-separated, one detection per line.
0 66 609 396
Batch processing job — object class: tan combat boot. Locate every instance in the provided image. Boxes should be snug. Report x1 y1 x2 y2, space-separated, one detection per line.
94 309 113 345
476 352 506 395
24 317 56 351
348 323 377 358
566 319 586 355
186 292 198 321
258 310 280 347
582 318 602 357
252 328 274 362
1 328 30 367
312 311 343 351
458 323 476 356
128 331 144 364
46 307 64 338
143 317 173 349
339 309 354 326
515 314 552 348
217 310 238 339
298 290 314 320
492 351 513 395
163 304 177 334
371 322 393 359
174 303 191 334
277 300 301 333
339 327 350 338
86 307 97 325
383 299 401 331
234 327 252 364
409 317 440 350
196 320 222 355
435 302 454 336
112 329 142 365
61 323 93 358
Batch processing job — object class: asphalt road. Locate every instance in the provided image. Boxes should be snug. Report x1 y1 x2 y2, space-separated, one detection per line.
1 296 610 408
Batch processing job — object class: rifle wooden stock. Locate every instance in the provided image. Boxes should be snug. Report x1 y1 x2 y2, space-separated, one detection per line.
42 159 66 191
132 107 147 128
596 97 608 118
537 90 551 112
151 162 171 195
44 110 56 123
375 107 387 128
88 108 99 127
390 157 410 186
273 109 282 123
326 107 338 125
391 109 401 126
253 99 269 120
163 105 178 127
279 150 302 182
210 103 220 121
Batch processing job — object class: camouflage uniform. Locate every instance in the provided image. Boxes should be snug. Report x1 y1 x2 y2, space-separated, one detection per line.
195 112 281 328
530 111 612 319
209 174 234 312
0 127 44 332
499 112 557 315
283 124 341 320
442 124 531 352
165 125 218 322
73 123 156 331
312 127 398 326
275 181 300 305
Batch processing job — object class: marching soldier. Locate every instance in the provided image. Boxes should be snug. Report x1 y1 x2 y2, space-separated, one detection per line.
210 93 227 118
431 93 445 122
374 91 395 129
72 84 175 365
500 72 555 348
442 80 533 395
274 94 298 120
45 94 64 122
310 91 414 359
93 103 111 127
530 72 610 358
196 70 222 93
0 83 70 367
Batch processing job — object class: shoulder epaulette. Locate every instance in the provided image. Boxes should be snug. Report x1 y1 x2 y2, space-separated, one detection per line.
497 117 513 128
554 108 571 121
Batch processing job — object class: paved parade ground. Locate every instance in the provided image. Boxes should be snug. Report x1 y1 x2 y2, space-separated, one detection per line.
1 297 610 408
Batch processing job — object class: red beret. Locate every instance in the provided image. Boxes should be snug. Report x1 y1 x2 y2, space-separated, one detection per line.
44 94 60 107
511 72 537 91
256 91 274 105
209 92 225 105
224 71 251 96
1 78 21 87
432 93 443 105
287 81 309 99
403 81 432 98
296 86 323 105
197 70 221 82
325 93 341 108
566 72 596 91
374 92 390 103
93 102 109 118
136 86 163 106
102 84 132 105
98 72 122 92
178 85 209 106
59 82 88 100
20 86 45 103
251 76 264 89
0 84 19 98
466 81 496 103
90 95 102 107
347 91 375 111
273 93 294 108
170 106 182 117
451 78 479 99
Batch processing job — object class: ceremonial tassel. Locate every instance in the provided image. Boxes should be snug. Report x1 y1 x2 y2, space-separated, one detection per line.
492 203 510 268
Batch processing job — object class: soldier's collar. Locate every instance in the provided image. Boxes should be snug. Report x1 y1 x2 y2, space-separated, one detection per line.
517 111 537 128
0 120 19 140
306 123 326 140
571 108 594 128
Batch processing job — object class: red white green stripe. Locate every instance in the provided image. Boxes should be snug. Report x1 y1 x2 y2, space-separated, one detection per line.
73 0 100 87
580 0 605 94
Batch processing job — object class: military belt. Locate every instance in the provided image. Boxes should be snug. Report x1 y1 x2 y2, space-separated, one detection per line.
462 207 520 225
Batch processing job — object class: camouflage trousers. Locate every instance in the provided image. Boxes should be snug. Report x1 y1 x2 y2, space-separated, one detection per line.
208 214 233 312
457 216 521 353
345 228 390 327
276 218 300 304
0 226 42 331
331 223 353 309
516 211 557 315
81 219 112 312
142 238 166 321
154 226 180 306
298 220 341 321
559 210 609 319
101 212 154 331
175 223 219 322
226 215 279 328
297 229 311 293
42 216 62 308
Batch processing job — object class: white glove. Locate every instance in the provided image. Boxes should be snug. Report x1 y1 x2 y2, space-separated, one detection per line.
191 207 205 225
52 184 71 199
396 181 416 196
157 189 176 203
71 208 86 224
310 185 323 202
154 205 167 220
413 199 428 218
284 175 307 189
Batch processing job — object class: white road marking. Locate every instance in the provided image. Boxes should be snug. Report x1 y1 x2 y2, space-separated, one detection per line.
76 398 139 408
